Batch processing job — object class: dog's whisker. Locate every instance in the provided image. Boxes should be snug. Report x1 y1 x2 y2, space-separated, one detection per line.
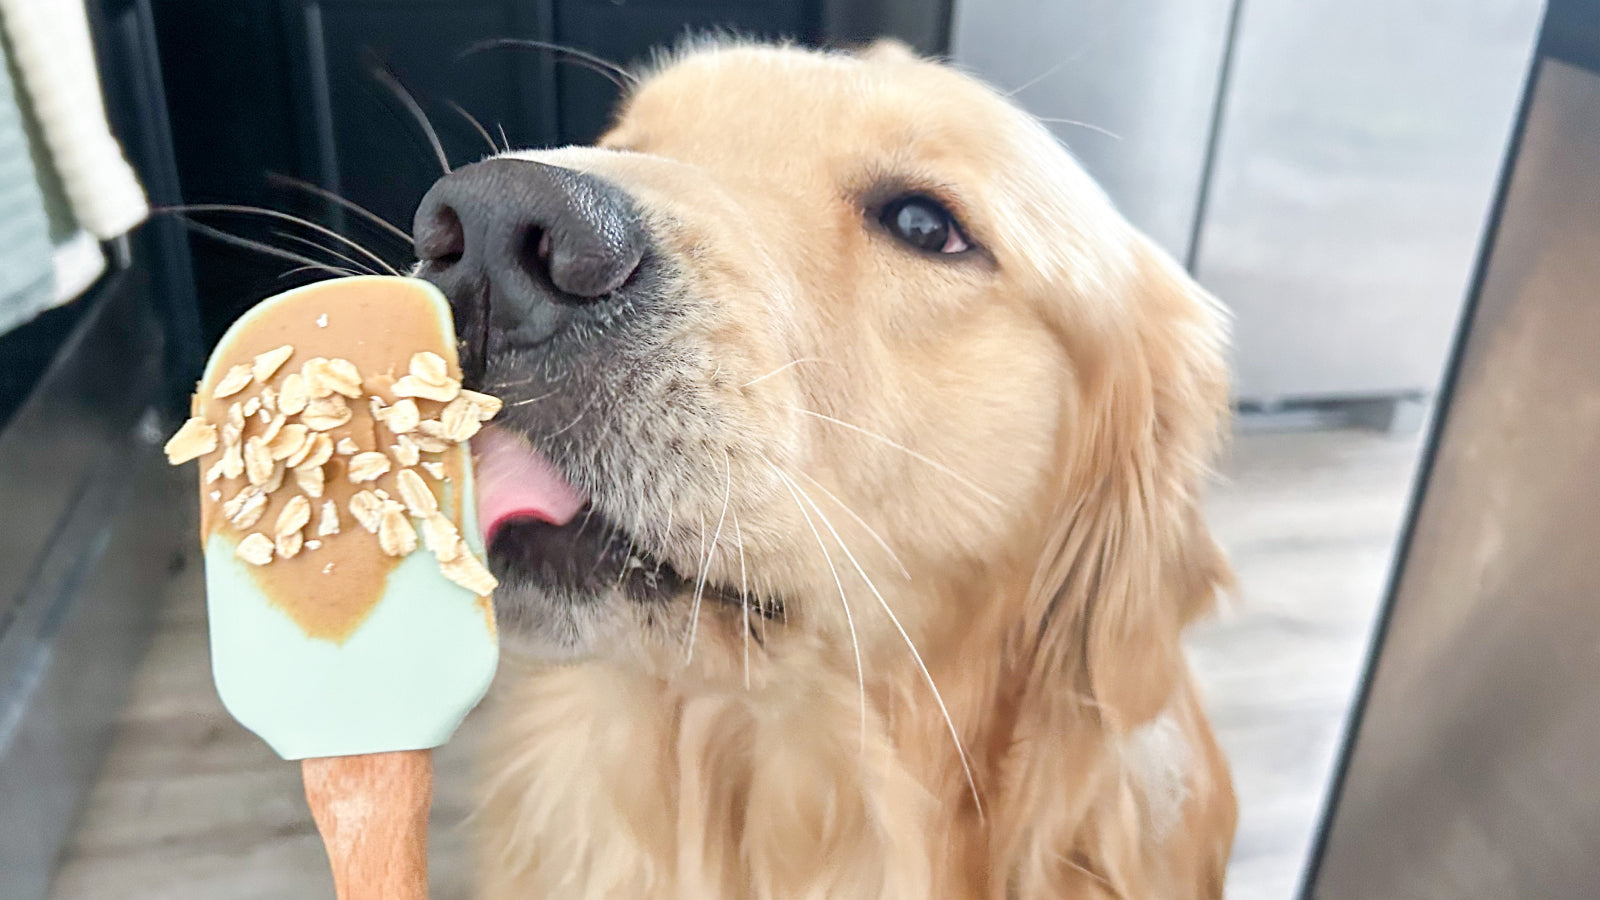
573 505 597 542
684 453 733 664
653 503 674 587
504 387 560 408
447 99 501 157
1004 58 1071 98
267 173 413 245
547 399 593 438
793 469 911 581
768 456 867 755
733 510 751 691
497 123 511 152
683 512 707 659
160 203 402 276
774 464 984 819
1035 116 1123 142
741 356 840 388
172 216 356 278
271 229 380 276
277 264 349 280
367 56 451 175
786 406 1004 508
461 38 638 90
615 535 638 589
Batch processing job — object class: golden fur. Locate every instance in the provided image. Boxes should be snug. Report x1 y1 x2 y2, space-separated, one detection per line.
476 39 1235 898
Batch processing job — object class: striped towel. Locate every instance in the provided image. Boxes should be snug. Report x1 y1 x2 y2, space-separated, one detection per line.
0 33 55 336
0 0 147 334
0 0 147 240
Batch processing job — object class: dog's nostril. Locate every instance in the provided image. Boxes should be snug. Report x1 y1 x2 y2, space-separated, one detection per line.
514 228 551 285
415 205 465 264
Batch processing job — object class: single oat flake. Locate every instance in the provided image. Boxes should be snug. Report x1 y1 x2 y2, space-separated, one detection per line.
251 345 294 383
236 533 274 566
348 452 392 483
164 417 217 464
211 364 253 399
440 548 497 595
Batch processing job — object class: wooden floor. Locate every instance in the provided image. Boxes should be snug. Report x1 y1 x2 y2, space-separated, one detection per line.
47 425 1421 900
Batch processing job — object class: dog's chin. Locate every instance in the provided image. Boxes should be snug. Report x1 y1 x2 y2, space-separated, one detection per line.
488 581 627 662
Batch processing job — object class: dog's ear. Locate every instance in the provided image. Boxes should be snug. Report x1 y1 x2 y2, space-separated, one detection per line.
1027 235 1232 732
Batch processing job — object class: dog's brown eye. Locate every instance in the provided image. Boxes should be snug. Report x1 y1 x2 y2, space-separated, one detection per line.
881 197 969 254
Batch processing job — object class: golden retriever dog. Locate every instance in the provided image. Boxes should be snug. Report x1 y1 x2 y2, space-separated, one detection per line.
412 37 1235 899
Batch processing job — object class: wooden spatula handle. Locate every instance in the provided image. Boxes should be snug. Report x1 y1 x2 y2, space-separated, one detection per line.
303 749 432 900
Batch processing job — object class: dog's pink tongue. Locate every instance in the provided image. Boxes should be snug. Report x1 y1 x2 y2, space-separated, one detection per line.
473 426 587 542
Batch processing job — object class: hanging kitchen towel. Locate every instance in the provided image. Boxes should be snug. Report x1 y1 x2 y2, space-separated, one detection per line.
0 0 147 241
0 28 58 337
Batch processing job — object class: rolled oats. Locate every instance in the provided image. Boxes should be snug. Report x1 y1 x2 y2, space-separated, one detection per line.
294 462 325 498
261 462 286 494
236 533 274 566
318 358 363 398
395 469 437 516
221 442 244 480
336 437 360 455
348 451 391 483
411 433 451 453
409 351 450 386
421 514 461 561
392 434 420 467
261 413 285 444
301 395 352 431
223 485 267 529
301 358 334 398
378 506 418 557
212 364 253 399
392 374 460 403
285 430 317 468
275 530 304 559
421 461 446 480
300 433 335 469
204 457 228 484
278 373 309 415
252 345 294 383
439 395 483 442
349 490 384 533
276 495 311 536
440 548 497 594
164 417 217 464
244 436 274 485
242 396 261 417
377 397 420 434
267 423 309 461
458 389 503 421
318 500 340 536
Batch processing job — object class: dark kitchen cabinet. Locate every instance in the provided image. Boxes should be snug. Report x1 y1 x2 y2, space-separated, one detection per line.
150 0 897 347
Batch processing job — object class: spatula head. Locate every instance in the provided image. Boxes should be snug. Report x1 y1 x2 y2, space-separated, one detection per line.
191 277 497 760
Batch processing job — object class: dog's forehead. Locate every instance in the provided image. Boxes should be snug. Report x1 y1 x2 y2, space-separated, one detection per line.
611 45 1032 180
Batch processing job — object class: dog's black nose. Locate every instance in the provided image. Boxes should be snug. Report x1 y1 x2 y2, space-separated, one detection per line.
413 158 645 346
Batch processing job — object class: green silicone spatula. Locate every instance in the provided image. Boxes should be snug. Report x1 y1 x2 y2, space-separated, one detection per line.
163 276 503 899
